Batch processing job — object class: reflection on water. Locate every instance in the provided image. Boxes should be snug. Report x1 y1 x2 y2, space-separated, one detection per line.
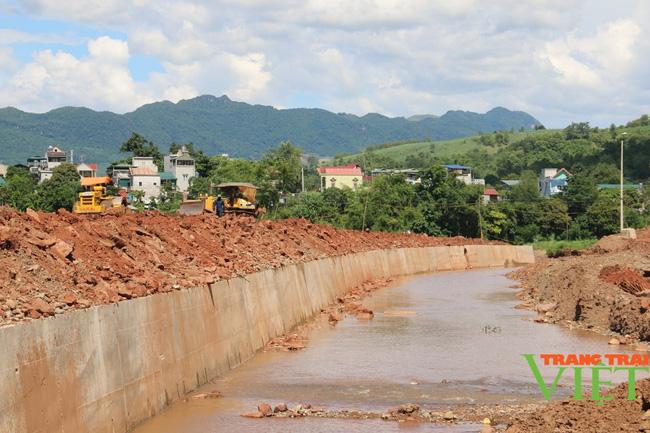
132 268 645 433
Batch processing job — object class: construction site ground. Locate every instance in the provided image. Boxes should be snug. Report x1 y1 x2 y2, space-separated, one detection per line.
508 228 650 433
0 207 495 326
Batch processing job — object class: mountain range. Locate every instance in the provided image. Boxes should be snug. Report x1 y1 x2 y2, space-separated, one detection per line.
0 95 541 166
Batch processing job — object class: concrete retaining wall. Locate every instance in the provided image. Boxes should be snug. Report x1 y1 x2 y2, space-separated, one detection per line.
0 244 533 433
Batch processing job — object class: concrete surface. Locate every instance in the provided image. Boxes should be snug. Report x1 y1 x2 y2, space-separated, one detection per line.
0 244 533 433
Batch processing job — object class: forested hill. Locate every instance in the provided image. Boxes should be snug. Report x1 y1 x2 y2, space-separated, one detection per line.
0 95 540 165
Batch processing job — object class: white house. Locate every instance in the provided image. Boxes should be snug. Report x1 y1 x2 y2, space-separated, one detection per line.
163 146 196 192
76 163 97 178
132 157 158 170
129 167 161 202
26 145 70 182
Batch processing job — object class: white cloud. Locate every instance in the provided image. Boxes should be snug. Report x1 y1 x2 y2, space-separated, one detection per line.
2 0 650 126
0 36 152 112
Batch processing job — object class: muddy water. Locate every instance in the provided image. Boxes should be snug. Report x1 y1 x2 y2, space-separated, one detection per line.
132 268 646 433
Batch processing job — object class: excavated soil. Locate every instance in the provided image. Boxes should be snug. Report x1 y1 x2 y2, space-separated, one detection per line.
506 378 650 433
509 229 650 432
0 207 495 326
511 229 650 344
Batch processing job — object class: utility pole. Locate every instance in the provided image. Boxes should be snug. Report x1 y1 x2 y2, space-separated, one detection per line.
620 132 627 232
301 166 305 193
476 197 484 240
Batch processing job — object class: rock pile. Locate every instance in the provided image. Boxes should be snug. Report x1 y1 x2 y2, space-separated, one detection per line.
0 207 496 327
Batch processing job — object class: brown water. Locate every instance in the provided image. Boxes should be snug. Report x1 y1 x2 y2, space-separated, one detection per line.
132 268 646 433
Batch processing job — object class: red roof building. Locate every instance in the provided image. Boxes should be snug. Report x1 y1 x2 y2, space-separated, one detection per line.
316 164 363 176
317 164 363 191
483 187 501 204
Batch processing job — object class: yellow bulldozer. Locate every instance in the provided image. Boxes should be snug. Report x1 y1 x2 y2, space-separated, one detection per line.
178 182 260 216
73 177 118 214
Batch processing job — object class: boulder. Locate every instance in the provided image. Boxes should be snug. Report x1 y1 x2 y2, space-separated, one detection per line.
50 241 73 260
442 410 457 420
608 338 621 345
356 311 374 320
397 403 420 414
274 403 288 413
31 298 54 315
257 403 273 416
25 208 41 224
536 302 557 313
62 293 77 305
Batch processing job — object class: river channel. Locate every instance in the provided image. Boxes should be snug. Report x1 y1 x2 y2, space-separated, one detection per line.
132 268 645 432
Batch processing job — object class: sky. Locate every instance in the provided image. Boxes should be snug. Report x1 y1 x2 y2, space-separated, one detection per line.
0 0 649 127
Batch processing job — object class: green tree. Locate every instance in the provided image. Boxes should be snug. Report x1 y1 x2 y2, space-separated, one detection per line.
0 165 38 211
536 198 570 239
262 141 303 193
564 122 591 140
36 163 81 212
509 171 540 203
562 171 598 214
414 165 481 237
120 133 164 170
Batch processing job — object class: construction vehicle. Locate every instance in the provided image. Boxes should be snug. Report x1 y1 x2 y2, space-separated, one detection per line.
217 182 259 214
178 182 259 216
73 177 117 214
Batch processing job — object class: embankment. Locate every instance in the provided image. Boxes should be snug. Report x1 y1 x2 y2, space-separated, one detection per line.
511 230 650 344
0 243 532 433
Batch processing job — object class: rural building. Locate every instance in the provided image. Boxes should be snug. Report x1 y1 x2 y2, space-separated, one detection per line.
164 146 195 192
500 179 520 188
160 172 178 191
443 164 485 185
540 167 572 197
132 157 158 170
107 164 132 189
0 163 7 177
482 187 501 204
370 168 421 185
317 164 363 191
129 166 161 202
76 163 97 178
597 183 643 191
26 146 70 182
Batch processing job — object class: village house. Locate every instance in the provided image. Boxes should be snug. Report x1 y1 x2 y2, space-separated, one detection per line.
482 187 501 204
443 164 485 185
317 164 363 191
369 168 421 185
163 145 196 192
76 163 97 178
540 167 572 197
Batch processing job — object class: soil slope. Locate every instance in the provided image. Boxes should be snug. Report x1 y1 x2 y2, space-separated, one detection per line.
506 378 650 433
0 207 494 325
511 229 650 343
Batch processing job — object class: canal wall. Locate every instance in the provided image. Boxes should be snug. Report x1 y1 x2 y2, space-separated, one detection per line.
0 244 533 433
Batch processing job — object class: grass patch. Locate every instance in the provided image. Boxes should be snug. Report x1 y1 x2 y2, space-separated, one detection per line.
532 239 598 256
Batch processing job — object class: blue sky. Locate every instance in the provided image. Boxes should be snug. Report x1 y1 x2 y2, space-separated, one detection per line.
1 0 649 127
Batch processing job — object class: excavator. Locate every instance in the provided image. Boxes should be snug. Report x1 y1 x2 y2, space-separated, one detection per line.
73 177 119 214
178 182 260 216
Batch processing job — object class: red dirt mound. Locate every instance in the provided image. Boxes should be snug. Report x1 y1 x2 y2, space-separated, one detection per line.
600 265 650 295
0 207 496 326
507 378 650 433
